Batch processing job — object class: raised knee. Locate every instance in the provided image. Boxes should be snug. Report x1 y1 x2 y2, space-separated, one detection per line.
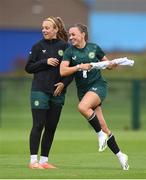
78 103 87 114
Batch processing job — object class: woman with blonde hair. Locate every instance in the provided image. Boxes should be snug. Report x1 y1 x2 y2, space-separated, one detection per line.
25 16 72 169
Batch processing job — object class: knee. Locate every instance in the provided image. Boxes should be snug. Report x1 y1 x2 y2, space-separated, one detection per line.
78 103 88 115
33 123 44 133
45 124 57 133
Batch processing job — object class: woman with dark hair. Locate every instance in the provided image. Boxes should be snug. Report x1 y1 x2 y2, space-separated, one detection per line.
25 16 72 169
60 23 129 170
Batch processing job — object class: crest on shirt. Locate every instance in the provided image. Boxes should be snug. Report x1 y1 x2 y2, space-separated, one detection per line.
58 49 64 56
34 100 39 106
89 52 95 59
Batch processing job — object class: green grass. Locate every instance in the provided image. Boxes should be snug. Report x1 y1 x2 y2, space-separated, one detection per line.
0 129 146 179
0 70 146 179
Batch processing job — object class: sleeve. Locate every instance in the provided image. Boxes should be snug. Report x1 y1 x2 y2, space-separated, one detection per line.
63 47 72 62
61 47 73 87
96 45 106 61
25 44 49 74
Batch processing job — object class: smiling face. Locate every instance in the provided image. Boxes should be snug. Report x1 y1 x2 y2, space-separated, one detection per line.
42 20 58 40
69 27 86 48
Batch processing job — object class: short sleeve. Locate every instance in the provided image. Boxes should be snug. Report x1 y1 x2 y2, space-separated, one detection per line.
96 45 105 60
63 47 72 62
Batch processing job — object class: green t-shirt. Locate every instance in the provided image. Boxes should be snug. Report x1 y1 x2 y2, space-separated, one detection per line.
63 42 106 87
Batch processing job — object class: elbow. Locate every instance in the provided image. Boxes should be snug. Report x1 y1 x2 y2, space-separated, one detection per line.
60 67 69 77
25 66 33 74
60 69 66 77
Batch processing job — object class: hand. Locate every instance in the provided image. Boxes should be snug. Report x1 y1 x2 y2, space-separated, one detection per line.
53 82 64 96
107 61 118 69
78 63 92 71
47 58 59 66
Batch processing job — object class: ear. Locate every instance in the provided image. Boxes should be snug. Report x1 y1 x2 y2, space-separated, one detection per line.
82 32 85 39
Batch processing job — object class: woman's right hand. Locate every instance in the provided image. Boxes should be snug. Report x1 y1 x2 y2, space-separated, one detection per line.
47 58 59 66
79 63 92 71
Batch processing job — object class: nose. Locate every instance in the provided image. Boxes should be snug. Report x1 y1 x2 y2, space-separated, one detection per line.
42 28 45 33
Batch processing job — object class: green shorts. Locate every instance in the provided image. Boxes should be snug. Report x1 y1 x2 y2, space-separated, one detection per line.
31 91 65 109
77 80 108 103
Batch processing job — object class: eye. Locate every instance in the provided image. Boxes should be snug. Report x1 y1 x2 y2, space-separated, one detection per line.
43 26 50 30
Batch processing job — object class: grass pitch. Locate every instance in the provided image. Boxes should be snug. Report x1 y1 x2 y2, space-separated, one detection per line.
0 129 146 179
0 78 146 179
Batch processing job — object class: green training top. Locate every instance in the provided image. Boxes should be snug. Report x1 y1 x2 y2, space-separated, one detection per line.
63 42 106 88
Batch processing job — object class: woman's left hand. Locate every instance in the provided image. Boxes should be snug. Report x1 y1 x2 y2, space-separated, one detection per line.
53 82 64 96
107 61 118 69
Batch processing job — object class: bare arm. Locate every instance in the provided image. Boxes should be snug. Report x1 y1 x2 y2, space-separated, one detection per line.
101 56 109 61
60 61 78 76
60 61 92 77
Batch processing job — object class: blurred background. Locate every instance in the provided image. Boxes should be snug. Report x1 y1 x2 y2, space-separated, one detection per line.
0 0 146 131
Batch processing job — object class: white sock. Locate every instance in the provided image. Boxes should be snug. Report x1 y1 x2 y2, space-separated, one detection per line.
30 155 38 164
39 156 48 164
97 130 105 137
116 151 123 158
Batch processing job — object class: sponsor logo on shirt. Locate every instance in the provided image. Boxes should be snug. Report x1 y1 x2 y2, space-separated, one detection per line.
92 87 97 91
42 50 46 53
72 56 77 60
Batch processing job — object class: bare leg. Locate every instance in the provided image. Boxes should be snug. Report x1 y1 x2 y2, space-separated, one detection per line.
78 91 101 118
95 106 111 135
78 91 107 152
